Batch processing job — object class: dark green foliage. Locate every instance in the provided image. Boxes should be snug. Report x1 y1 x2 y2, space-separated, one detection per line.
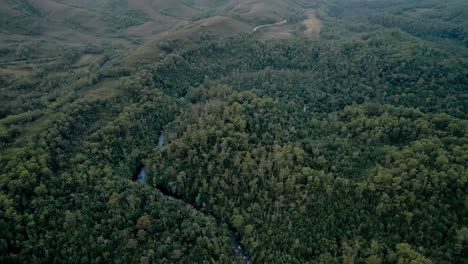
1 0 467 263
9 0 42 16
149 89 467 263
106 10 149 31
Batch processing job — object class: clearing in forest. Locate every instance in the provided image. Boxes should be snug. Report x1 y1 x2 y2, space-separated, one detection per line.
303 9 321 38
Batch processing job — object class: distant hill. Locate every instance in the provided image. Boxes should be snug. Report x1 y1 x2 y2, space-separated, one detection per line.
1 1 467 264
0 0 313 69
0 0 310 66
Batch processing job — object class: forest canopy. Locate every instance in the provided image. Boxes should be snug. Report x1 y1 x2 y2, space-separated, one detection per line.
0 0 467 263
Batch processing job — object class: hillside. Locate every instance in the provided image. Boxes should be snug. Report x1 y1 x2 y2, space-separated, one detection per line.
0 0 467 263
0 0 312 73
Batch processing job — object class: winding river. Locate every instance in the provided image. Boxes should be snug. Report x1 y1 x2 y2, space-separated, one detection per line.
134 129 252 263
155 184 252 264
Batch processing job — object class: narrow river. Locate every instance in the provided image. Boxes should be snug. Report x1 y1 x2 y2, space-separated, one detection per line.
134 129 252 263
154 184 252 264
157 130 165 148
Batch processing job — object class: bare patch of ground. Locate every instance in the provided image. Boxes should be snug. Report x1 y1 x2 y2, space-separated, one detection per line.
255 24 294 40
303 9 321 38
75 54 103 68
83 79 120 102
252 8 322 40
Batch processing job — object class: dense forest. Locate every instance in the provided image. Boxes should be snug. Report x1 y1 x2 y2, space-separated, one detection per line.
0 0 467 263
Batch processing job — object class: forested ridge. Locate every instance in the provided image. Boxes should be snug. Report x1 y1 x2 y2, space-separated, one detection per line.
0 0 467 263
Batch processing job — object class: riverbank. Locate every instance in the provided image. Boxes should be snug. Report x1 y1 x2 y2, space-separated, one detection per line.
155 184 252 264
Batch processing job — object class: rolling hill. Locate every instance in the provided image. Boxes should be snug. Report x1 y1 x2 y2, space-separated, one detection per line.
0 0 319 77
2 1 466 264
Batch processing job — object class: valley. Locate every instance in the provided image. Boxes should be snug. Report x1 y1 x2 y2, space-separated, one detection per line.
0 1 467 263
